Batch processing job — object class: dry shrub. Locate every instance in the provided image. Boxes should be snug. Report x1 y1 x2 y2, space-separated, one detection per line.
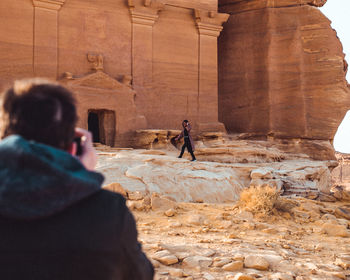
238 186 280 215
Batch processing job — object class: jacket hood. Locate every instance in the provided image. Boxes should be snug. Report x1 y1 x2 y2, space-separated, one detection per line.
0 135 104 220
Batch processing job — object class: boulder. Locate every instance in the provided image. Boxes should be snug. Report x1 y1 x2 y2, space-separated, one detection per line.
182 256 213 269
128 191 144 201
335 207 350 220
152 250 178 265
103 182 127 197
250 168 274 180
244 255 270 271
321 223 350 237
231 273 255 280
164 209 177 217
213 258 232 267
222 261 244 271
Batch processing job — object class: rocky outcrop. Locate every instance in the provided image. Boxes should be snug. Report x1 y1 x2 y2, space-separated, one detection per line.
135 194 350 280
218 0 350 150
97 138 337 203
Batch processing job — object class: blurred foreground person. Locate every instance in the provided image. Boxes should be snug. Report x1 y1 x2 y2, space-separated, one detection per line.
176 120 196 161
0 79 154 280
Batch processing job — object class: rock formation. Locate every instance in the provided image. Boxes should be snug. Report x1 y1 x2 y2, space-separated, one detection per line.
218 0 350 144
1 0 349 154
127 188 350 280
0 0 228 145
97 135 338 203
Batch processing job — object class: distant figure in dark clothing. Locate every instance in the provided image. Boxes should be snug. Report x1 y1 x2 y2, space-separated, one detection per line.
0 79 154 280
176 120 196 161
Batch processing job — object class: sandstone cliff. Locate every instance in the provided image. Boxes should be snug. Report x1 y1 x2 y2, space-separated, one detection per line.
218 0 350 143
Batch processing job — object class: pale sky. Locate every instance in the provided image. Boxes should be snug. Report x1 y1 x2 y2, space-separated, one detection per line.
320 1 350 153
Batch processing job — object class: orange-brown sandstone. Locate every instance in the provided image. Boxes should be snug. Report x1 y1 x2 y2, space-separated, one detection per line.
218 0 350 143
0 0 349 155
0 0 228 146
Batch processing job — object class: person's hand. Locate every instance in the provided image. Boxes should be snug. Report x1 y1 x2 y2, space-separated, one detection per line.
74 128 97 171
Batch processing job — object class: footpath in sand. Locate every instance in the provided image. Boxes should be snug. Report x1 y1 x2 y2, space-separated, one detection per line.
95 137 350 280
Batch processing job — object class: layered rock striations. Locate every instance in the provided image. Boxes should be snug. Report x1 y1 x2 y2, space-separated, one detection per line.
218 0 350 143
0 0 229 146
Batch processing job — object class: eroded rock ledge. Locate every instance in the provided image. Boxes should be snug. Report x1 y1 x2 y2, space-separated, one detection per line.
97 133 339 203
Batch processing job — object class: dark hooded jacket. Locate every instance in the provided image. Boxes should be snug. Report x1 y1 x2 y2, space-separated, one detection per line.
0 135 154 280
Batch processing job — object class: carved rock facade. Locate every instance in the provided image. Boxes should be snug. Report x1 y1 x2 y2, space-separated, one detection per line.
0 0 228 146
0 0 349 152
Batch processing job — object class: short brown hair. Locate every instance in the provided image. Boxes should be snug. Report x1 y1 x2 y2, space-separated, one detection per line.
0 79 77 150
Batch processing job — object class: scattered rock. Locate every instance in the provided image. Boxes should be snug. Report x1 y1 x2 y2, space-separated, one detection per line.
262 227 278 234
236 210 254 221
318 193 337 202
143 196 151 206
335 257 350 270
270 272 294 280
152 250 179 265
222 261 244 271
213 257 232 267
169 221 182 228
232 254 245 262
230 272 255 280
103 182 127 197
150 259 161 268
251 168 274 179
128 191 144 201
321 223 350 237
202 272 215 280
168 268 184 277
164 209 176 217
331 185 350 202
126 200 144 211
244 255 270 271
151 195 177 210
321 213 337 221
331 272 347 280
182 256 213 269
186 214 206 226
335 207 350 220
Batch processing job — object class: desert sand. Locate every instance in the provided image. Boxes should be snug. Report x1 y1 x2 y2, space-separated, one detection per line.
96 138 350 280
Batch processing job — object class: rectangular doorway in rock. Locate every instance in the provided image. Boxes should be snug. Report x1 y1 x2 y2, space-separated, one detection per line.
88 110 116 146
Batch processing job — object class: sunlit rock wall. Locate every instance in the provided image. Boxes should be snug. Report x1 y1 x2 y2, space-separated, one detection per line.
0 0 228 146
218 0 350 141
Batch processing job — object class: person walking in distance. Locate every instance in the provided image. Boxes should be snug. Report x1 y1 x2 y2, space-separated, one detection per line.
176 120 196 161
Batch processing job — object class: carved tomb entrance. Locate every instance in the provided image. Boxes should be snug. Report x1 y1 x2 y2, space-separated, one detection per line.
88 109 116 146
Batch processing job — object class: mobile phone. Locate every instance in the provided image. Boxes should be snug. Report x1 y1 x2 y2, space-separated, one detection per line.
74 137 83 156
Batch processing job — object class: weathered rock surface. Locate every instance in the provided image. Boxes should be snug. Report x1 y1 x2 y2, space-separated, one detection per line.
219 0 350 147
98 138 336 202
152 250 178 266
244 255 270 271
222 261 244 271
135 196 350 280
182 256 213 269
0 0 228 142
321 223 350 237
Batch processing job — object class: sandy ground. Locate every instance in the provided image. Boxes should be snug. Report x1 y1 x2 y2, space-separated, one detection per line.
134 198 350 280
95 143 350 280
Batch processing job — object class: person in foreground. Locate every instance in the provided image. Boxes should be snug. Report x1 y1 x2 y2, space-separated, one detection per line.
176 120 196 161
0 79 154 280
